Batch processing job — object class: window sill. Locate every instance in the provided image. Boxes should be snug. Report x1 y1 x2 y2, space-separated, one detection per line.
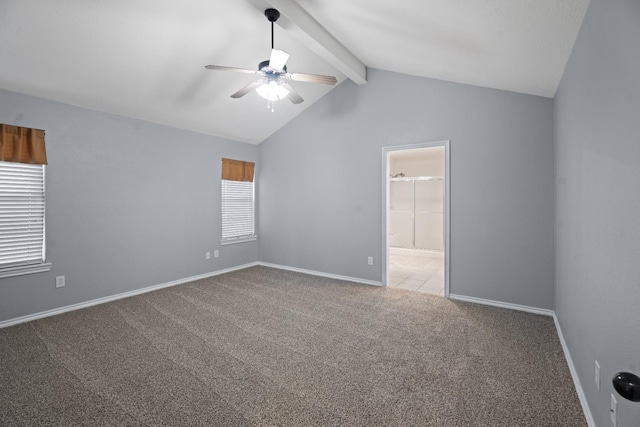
220 236 258 246
0 262 52 279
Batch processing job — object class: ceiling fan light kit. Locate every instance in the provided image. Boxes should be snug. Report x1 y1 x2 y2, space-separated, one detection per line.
204 8 337 112
256 81 289 102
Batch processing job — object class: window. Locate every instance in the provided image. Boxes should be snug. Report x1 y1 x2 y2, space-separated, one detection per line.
221 179 255 244
220 158 256 245
0 161 51 278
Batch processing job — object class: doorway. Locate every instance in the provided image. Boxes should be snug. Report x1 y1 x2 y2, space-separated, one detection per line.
382 141 450 297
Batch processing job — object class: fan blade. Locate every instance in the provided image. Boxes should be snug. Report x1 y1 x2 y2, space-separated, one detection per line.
231 80 264 98
289 72 337 85
282 83 303 104
269 49 290 71
205 65 260 75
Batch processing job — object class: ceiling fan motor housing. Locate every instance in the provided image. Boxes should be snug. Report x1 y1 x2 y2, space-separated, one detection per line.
259 60 287 74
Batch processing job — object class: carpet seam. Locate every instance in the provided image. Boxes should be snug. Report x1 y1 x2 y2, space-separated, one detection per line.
112 302 258 426
29 322 149 426
139 289 354 425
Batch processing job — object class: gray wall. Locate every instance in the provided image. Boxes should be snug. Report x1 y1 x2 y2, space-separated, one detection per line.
554 0 640 425
259 69 556 309
0 89 258 323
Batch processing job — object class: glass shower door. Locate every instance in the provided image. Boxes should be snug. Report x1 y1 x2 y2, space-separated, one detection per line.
389 180 413 248
414 179 444 251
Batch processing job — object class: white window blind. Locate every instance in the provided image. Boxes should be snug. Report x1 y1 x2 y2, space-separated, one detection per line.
0 161 46 267
221 179 255 242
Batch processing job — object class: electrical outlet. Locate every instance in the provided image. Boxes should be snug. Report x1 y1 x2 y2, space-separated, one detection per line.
595 361 600 391
55 276 65 288
205 251 211 260
367 256 373 265
610 394 617 427
214 250 219 258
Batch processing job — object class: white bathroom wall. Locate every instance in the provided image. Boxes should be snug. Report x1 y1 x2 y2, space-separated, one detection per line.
390 146 445 177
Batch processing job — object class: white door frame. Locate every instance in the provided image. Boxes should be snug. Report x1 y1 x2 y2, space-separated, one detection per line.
382 140 451 297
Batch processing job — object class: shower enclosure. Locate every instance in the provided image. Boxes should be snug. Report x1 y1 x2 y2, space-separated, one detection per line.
389 176 444 251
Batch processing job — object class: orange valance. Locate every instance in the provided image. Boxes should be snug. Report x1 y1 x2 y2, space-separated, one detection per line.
221 158 255 182
0 124 48 165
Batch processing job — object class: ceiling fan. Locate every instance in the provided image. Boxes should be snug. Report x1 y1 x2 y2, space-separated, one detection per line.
205 8 337 111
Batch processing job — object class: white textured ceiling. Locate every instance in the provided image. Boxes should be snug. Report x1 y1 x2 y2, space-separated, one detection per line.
0 0 589 144
298 0 589 97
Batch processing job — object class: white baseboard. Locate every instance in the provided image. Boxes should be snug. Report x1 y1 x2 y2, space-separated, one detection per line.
448 293 554 317
553 314 595 427
0 262 259 329
257 262 383 287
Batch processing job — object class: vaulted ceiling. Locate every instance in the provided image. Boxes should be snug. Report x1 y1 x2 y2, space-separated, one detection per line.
0 0 589 144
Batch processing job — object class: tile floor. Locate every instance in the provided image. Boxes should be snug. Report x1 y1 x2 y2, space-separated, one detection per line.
388 249 444 296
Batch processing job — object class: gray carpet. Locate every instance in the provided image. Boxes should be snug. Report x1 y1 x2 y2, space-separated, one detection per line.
1 266 586 426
